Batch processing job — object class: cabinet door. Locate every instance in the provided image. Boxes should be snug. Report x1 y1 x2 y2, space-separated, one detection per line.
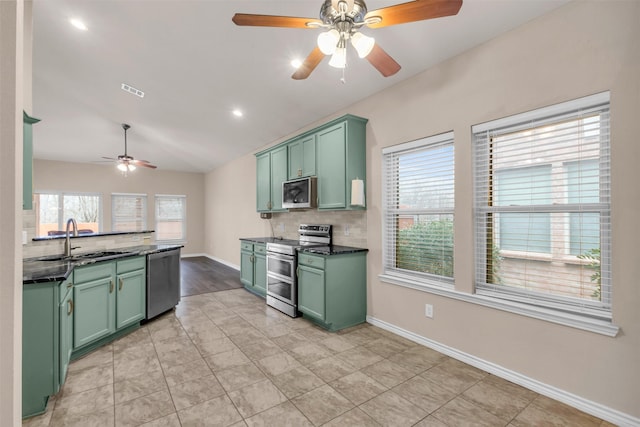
298 265 325 321
288 135 316 179
240 250 255 288
254 252 267 295
316 123 346 209
116 269 146 329
73 277 116 349
270 146 288 211
59 282 73 387
23 112 40 210
256 152 271 212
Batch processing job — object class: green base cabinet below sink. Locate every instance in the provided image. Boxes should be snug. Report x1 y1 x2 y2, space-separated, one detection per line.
297 251 367 331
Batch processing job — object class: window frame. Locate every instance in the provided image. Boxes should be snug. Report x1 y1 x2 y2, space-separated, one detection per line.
473 91 611 322
111 193 148 232
381 131 455 290
154 194 187 243
34 191 103 237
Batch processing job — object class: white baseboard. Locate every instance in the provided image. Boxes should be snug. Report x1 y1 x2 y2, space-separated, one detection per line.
367 315 639 427
180 252 206 258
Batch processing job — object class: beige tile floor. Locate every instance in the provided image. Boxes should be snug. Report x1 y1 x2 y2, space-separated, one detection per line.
23 288 614 427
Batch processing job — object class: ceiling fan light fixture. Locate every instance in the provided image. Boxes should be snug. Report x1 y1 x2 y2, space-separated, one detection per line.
117 163 128 172
317 29 340 55
329 46 347 68
351 32 375 58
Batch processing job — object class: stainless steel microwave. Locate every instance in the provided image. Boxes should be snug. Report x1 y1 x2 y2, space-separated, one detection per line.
282 177 317 209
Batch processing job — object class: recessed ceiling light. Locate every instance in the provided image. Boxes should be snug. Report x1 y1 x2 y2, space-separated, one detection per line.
291 59 303 69
232 109 243 117
69 18 88 31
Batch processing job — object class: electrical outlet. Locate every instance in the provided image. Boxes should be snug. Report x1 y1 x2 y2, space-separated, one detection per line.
425 304 434 319
131 236 141 242
279 223 285 232
344 225 350 236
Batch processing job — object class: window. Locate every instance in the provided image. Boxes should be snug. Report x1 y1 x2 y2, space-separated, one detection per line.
473 92 611 320
155 195 186 242
112 193 147 232
35 192 102 237
382 132 455 288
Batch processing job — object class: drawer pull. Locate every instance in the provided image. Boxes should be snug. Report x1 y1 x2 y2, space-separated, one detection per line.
67 299 73 315
119 278 124 291
67 282 73 289
109 280 114 293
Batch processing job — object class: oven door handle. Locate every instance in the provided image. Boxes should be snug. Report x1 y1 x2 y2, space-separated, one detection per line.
267 252 295 262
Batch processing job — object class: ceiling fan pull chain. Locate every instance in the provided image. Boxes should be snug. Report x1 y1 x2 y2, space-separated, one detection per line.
341 66 347 84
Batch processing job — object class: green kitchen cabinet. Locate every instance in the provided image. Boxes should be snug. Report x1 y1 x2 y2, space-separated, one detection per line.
73 263 116 349
73 256 145 351
58 278 74 388
256 146 288 212
240 241 266 297
316 115 367 210
297 251 367 331
288 134 316 179
116 256 146 329
22 276 73 418
23 111 40 210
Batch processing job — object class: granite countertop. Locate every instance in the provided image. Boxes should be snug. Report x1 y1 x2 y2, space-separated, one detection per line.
298 245 368 256
240 237 368 256
23 244 182 285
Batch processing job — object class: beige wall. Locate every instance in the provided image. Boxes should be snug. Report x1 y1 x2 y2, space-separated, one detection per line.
204 1 640 420
1 2 25 426
29 159 206 255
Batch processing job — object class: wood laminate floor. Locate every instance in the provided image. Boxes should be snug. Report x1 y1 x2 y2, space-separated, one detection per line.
180 256 242 297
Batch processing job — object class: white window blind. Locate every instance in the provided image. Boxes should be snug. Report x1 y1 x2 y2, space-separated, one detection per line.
112 193 147 232
155 194 186 242
473 92 611 320
382 132 455 287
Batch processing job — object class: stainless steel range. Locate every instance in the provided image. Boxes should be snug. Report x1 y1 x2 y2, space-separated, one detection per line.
266 224 332 317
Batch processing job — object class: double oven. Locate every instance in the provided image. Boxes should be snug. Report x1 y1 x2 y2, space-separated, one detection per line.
265 224 331 317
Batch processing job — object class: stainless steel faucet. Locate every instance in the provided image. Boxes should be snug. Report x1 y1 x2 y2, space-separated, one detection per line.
65 218 79 257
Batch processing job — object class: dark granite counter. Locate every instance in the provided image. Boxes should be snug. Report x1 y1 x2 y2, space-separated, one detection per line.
240 237 292 244
23 244 182 285
298 245 368 256
32 229 155 242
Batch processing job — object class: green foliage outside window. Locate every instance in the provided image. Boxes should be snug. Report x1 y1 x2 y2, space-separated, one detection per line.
577 248 601 299
396 219 454 277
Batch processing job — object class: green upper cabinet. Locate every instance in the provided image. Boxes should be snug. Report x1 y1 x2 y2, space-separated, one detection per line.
316 115 367 210
288 134 316 179
23 111 40 210
256 146 288 212
255 114 367 212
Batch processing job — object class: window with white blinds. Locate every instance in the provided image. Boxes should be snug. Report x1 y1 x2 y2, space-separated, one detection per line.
155 194 186 242
473 92 611 320
112 193 147 232
382 132 455 287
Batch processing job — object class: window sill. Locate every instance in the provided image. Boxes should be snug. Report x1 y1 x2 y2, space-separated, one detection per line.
378 273 619 337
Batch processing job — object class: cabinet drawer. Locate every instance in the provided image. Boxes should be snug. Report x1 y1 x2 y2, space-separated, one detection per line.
241 241 254 252
117 256 145 274
74 262 114 284
254 243 266 255
298 253 325 269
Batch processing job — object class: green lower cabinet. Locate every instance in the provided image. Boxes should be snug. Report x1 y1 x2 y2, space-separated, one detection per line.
22 281 60 418
297 265 325 321
59 279 74 387
116 258 146 329
73 267 116 349
297 251 367 331
240 241 266 297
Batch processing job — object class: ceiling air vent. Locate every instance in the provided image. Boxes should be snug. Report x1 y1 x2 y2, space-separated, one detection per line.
121 83 144 98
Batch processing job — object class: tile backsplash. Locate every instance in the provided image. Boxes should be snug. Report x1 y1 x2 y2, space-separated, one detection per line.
268 210 367 248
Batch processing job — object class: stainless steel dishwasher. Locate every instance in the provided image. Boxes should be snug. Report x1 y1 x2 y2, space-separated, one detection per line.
146 248 181 320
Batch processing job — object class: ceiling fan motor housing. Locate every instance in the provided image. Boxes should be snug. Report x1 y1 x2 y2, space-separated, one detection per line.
320 0 367 26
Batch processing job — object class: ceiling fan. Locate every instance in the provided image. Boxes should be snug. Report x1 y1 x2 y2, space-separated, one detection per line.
232 0 463 80
102 124 157 172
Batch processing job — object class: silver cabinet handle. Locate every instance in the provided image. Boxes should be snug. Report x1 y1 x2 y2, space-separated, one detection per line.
68 299 73 315
119 278 124 291
109 280 114 293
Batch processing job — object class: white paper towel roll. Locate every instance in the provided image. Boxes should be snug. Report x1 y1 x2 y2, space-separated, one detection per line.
351 179 365 206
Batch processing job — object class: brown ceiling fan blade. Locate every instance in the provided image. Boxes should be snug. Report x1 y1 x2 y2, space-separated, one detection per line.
138 163 157 169
365 0 463 29
132 159 151 164
292 47 326 80
232 13 321 29
101 156 117 160
366 44 401 77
